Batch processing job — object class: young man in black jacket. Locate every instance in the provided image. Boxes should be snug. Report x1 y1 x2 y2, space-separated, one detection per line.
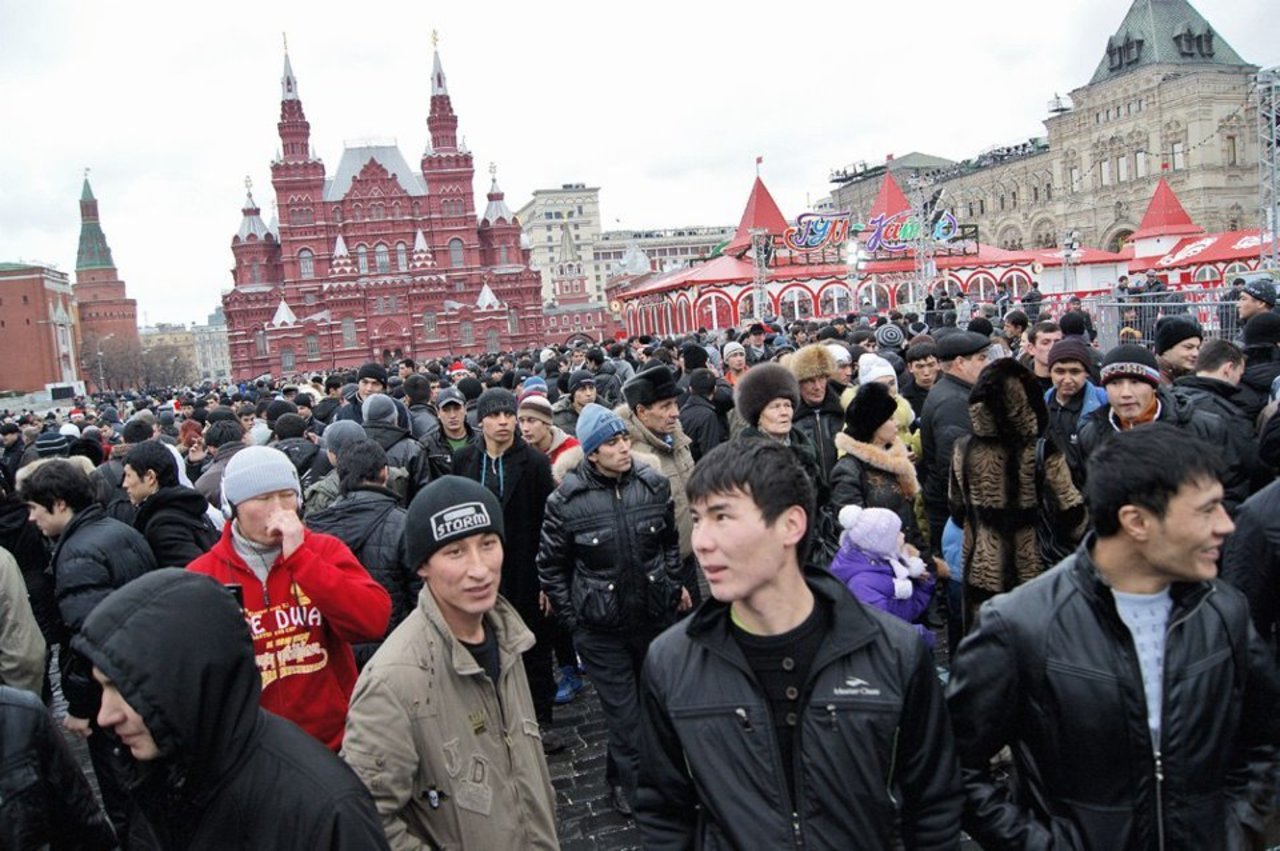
538 403 689 816
636 439 962 849
948 425 1280 850
75 569 389 850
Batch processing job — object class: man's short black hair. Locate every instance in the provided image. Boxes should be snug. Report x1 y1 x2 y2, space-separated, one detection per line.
1027 321 1060 344
687 439 815 565
204 419 244 449
236 403 256 418
337 439 388 495
124 440 180 489
586 348 606 367
1196 338 1244 374
19 459 96 513
273 413 307 440
688 368 717 397
905 342 939 364
404 373 432 405
608 343 625 359
325 375 345 392
121 419 154 445
1004 310 1029 330
1085 424 1225 537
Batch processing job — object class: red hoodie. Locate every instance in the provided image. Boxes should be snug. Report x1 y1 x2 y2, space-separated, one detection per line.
187 526 390 750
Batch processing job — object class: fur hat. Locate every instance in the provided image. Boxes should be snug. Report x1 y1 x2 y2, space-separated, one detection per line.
734 363 800 427
623 364 678 409
789 344 836 383
1154 316 1202 355
844 381 899 443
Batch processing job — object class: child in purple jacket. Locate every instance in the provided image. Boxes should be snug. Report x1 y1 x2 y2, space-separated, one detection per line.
828 504 936 647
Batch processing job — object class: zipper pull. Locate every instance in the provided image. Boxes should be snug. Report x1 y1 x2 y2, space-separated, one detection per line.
825 703 838 731
735 707 753 732
1154 750 1164 782
792 811 804 846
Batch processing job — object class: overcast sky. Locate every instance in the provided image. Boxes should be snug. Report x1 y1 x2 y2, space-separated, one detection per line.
0 0 1271 325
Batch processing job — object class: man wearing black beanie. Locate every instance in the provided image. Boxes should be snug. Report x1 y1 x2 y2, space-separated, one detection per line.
1153 316 1202 384
334 362 411 428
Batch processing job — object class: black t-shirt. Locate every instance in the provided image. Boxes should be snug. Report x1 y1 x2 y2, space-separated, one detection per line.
730 596 832 806
460 625 501 690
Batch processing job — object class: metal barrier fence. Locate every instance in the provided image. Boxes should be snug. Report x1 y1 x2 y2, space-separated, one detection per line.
1071 289 1241 352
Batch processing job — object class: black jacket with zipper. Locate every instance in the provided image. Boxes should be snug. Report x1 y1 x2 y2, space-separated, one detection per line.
792 380 846 484
636 567 962 850
947 539 1280 850
537 457 681 633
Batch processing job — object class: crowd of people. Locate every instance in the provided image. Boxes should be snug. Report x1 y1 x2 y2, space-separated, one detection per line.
1 281 1279 849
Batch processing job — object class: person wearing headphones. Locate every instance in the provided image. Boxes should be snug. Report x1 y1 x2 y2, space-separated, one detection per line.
187 445 391 752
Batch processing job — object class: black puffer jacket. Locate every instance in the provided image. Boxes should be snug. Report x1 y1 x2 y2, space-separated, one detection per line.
1175 374 1267 509
274 437 320 489
593 361 625 408
792 380 846 483
305 487 414 668
50 504 156 719
71 569 390 850
947 541 1280 851
636 567 963 849
1238 354 1280 423
537 457 681 633
1221 479 1280 650
133 485 217 569
0 685 115 850
362 421 431 497
677 394 724 462
920 372 975 513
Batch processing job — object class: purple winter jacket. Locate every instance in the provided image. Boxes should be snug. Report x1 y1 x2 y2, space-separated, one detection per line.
828 545 936 648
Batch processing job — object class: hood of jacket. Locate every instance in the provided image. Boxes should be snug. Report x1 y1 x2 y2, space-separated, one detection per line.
362 420 411 452
793 380 846 421
305 487 401 554
968 358 1046 441
71 568 261 796
135 485 212 528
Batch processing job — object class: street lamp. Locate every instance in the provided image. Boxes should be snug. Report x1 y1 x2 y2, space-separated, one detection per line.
96 333 115 392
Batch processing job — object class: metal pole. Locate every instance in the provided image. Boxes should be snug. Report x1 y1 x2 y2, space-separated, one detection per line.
1258 66 1280 271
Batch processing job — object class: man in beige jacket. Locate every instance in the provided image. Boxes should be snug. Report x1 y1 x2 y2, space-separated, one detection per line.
342 476 558 850
0 546 45 695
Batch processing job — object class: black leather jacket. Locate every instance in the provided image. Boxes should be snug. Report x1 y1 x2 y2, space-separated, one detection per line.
792 381 846 483
0 685 115 850
537 456 681 633
635 567 962 849
947 541 1280 850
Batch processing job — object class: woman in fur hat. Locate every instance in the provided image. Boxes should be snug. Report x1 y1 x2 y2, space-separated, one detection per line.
732 363 824 502
948 358 1087 631
830 381 931 562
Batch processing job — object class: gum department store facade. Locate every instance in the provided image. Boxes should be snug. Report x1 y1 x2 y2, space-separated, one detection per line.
830 0 1260 257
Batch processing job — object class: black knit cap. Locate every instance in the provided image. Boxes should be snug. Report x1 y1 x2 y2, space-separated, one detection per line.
844 381 899 444
476 388 517 420
357 362 388 385
1244 312 1280 347
1153 316 1202 355
1101 344 1160 387
404 476 505 569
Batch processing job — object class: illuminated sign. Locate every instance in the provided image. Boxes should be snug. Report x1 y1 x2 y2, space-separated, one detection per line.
783 210 962 255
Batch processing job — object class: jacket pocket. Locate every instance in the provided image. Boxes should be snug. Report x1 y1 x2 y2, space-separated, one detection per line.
644 564 679 623
573 527 617 575
571 571 622 628
0 758 47 844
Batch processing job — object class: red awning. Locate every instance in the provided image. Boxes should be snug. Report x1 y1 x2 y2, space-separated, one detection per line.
1129 229 1268 272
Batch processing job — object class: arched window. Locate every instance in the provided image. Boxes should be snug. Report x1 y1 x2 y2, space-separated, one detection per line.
460 320 474 346
251 261 262 283
779 288 814 323
298 248 315 279
370 203 385 220
356 246 369 275
423 312 438 337
499 245 509 265
396 242 408 272
486 328 500 352
449 238 464 268
1194 266 1219 283
332 206 343 222
280 348 296 372
375 244 390 274
305 334 319 357
508 308 519 334
342 316 356 347
819 285 852 316
254 329 267 357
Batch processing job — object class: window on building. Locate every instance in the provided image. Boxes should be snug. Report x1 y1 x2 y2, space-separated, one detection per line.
357 246 369 274
1172 142 1186 170
1070 166 1081 193
396 242 408 271
424 312 437 337
1011 191 1017 208
486 328 500 351
978 199 985 215
299 248 315 279
1032 186 1040 203
1101 160 1112 186
1136 150 1148 178
333 206 343 222
342 316 356 346
375 244 391 273
254 329 267 357
280 348 295 372
304 335 319 357
460 320 474 346
499 245 509 265
304 292 317 305
251 261 262 283
449 238 464 267
371 203 385 220
1226 136 1238 167
1117 156 1129 182
508 308 519 334
388 295 399 313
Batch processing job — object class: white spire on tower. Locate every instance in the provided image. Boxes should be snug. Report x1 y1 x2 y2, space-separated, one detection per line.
281 33 299 101
431 30 448 96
